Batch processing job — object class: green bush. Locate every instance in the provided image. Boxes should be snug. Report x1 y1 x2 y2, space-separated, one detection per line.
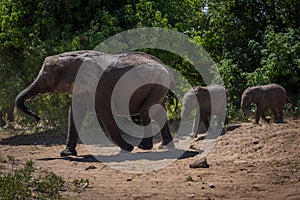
0 157 65 200
1 0 300 125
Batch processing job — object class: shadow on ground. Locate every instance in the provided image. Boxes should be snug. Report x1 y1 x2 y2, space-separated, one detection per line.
0 123 242 147
0 128 67 146
226 124 241 132
38 149 199 163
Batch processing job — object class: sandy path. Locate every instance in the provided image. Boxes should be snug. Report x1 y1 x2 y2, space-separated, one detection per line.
0 120 299 199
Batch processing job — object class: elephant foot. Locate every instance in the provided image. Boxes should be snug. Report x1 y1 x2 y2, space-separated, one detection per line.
265 118 271 124
119 149 132 154
120 144 134 152
60 146 77 156
158 141 175 150
138 143 153 150
137 141 152 150
224 116 229 125
274 119 284 124
190 132 197 138
220 128 226 136
0 120 6 128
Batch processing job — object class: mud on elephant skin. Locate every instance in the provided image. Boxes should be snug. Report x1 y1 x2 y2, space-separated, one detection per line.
181 85 228 138
15 50 176 156
241 83 292 124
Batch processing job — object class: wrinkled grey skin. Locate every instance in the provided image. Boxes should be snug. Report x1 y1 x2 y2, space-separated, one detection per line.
241 83 292 124
15 50 175 156
181 85 228 138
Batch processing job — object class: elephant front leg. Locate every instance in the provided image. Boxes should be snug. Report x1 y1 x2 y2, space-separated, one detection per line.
217 113 227 135
255 105 261 124
256 105 269 124
61 107 81 156
190 109 200 138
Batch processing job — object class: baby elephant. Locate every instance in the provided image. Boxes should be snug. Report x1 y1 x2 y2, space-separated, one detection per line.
181 85 228 138
241 83 292 124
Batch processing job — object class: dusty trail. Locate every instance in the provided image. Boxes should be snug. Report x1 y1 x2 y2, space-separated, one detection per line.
0 120 299 199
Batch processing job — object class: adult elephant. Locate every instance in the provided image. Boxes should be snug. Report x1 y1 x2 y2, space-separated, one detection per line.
15 50 175 156
241 83 292 124
181 85 228 138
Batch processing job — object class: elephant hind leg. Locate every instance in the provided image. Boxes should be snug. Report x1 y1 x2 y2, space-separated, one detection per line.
137 102 154 150
157 121 175 149
200 112 210 131
157 103 174 149
216 113 227 135
277 107 284 123
254 111 260 124
155 102 173 146
271 109 279 123
99 112 134 152
137 87 174 150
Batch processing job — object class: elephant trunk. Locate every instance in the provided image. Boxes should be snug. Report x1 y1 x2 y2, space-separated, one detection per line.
15 79 42 121
181 106 191 119
241 99 246 115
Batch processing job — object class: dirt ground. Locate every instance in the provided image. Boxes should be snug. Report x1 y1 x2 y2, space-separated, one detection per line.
0 119 299 200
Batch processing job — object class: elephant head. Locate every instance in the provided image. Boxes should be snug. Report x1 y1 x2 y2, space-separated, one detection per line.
15 51 89 121
181 92 197 118
181 87 209 118
241 86 264 114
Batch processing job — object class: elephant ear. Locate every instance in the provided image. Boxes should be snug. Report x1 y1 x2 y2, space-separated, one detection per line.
252 88 265 103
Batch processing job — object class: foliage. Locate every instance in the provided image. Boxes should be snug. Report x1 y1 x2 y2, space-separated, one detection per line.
0 0 299 126
0 157 64 199
204 0 300 115
185 176 193 182
260 27 300 93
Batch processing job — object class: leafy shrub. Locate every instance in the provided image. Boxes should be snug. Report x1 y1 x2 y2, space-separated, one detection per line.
0 157 65 200
1 0 300 124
